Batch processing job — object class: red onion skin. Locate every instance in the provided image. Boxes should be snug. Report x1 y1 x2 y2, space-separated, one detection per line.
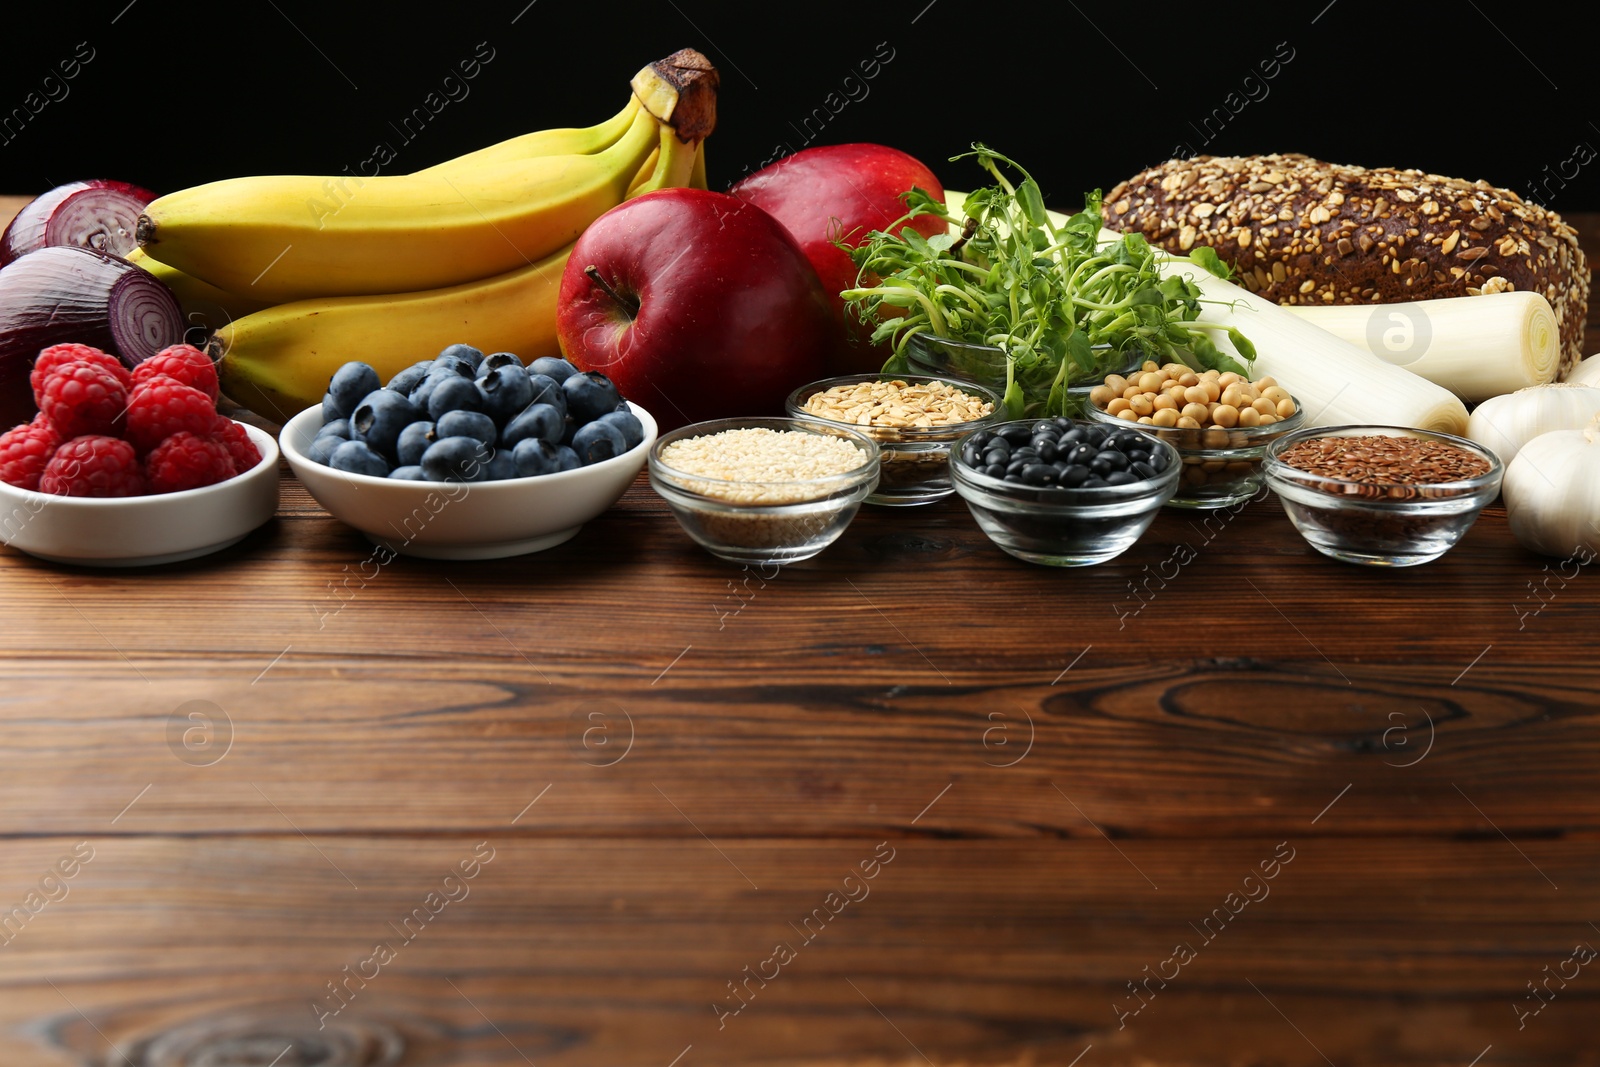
0 180 157 266
0 246 183 426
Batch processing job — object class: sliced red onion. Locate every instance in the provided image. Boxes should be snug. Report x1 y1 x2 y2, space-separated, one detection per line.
0 179 158 266
0 246 184 426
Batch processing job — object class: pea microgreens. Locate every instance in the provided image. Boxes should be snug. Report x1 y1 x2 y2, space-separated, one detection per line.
839 145 1257 417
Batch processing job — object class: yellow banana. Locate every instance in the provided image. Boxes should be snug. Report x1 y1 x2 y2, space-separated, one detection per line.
138 107 661 304
123 247 272 329
214 117 705 423
414 94 644 176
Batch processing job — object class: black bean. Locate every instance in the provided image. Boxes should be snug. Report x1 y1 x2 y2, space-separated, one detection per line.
1105 470 1138 486
998 424 1032 445
1097 450 1130 471
1068 444 1097 465
1036 441 1059 462
1022 463 1054 485
1131 461 1156 479
985 463 1006 478
1060 464 1089 487
984 448 1009 467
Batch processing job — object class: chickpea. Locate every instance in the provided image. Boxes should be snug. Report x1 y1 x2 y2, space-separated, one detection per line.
1138 371 1165 392
1252 397 1276 416
1104 375 1129 395
1089 385 1116 407
1177 372 1200 387
1152 407 1180 427
1237 405 1262 427
1176 415 1203 429
1153 394 1178 411
1276 398 1297 418
1181 402 1209 423
1107 397 1131 415
1212 404 1240 428
1129 394 1155 416
1183 385 1210 405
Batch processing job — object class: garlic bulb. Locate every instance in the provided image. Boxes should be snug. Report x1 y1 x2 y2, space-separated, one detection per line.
1572 356 1600 389
1504 415 1600 558
1467 382 1600 466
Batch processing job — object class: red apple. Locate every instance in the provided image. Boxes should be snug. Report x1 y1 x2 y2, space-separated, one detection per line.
729 144 945 368
555 188 835 431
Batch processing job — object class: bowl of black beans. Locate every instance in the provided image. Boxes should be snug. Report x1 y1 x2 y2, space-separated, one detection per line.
951 418 1181 566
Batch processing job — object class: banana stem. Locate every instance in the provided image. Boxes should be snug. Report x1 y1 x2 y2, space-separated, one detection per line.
584 264 640 317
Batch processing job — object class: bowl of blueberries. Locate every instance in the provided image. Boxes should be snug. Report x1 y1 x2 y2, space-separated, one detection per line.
279 343 655 559
950 417 1181 566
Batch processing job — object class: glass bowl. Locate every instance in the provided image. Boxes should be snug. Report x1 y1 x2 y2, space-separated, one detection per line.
1087 401 1307 509
1262 425 1504 567
904 334 1139 418
648 417 880 565
950 418 1181 566
784 374 1002 506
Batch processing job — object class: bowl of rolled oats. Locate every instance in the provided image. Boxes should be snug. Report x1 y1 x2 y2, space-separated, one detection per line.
648 417 880 565
785 374 1000 505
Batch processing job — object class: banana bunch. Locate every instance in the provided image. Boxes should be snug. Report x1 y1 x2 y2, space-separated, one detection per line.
129 49 717 423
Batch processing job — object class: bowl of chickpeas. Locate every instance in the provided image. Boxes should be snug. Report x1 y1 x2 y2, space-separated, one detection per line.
1085 361 1305 509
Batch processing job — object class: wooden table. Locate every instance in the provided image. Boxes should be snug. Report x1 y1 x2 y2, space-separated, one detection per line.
3 196 1598 1067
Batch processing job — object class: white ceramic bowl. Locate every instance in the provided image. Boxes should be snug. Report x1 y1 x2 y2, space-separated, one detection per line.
279 403 657 560
0 421 280 567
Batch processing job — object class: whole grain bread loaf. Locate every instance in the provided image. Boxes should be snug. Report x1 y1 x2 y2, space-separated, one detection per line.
1103 154 1590 377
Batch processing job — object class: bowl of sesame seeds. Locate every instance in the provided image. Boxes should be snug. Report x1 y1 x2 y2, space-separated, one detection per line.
785 374 1000 505
1263 426 1504 567
648 417 880 565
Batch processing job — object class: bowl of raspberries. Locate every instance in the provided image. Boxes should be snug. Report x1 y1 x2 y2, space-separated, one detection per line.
0 342 279 566
278 345 655 559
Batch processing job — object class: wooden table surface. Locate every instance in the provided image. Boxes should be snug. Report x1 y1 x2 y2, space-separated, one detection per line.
3 196 1599 1067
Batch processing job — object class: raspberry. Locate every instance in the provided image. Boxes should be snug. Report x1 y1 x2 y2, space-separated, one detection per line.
30 343 132 404
210 417 263 472
144 431 235 493
125 379 217 453
36 363 128 439
0 414 63 490
133 344 219 401
37 435 145 497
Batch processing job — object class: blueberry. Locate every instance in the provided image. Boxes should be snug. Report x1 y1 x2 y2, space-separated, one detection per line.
325 362 380 420
596 409 644 452
386 360 434 396
435 409 497 447
562 371 621 423
395 420 437 467
315 418 351 441
306 434 343 466
553 445 581 471
351 389 423 460
525 373 568 419
571 420 627 464
386 465 425 480
477 351 522 378
477 364 535 425
426 375 485 420
528 356 578 384
329 440 391 477
511 438 565 477
481 450 518 481
420 436 491 482
437 343 484 372
430 354 476 379
500 402 565 450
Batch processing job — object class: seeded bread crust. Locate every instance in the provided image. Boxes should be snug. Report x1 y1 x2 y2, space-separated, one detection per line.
1103 153 1590 378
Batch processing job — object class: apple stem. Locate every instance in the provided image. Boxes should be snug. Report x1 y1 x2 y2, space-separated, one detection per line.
584 265 640 317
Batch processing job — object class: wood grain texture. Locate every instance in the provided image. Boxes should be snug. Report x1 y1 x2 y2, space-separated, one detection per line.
1 193 1598 1065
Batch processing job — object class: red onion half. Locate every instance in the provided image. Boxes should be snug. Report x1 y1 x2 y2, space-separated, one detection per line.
0 179 158 266
0 246 184 426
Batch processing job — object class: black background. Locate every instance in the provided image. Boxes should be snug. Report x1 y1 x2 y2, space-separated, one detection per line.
0 1 1595 212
